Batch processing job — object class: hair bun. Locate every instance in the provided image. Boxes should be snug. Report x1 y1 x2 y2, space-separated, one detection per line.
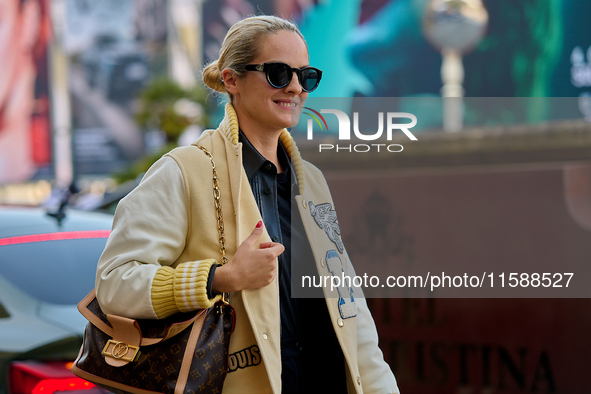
202 60 226 93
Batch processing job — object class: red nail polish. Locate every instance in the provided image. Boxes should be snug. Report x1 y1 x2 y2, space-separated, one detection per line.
256 221 263 228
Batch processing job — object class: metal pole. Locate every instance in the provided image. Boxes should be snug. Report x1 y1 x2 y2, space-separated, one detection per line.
168 0 203 88
441 47 464 132
49 0 74 188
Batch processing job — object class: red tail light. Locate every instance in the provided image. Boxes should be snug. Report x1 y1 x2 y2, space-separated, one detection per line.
9 361 99 394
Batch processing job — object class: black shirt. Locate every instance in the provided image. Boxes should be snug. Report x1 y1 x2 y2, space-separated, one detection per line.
239 131 346 394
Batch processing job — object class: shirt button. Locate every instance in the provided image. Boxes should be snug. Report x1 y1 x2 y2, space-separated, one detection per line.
357 376 361 385
272 236 280 243
264 187 271 194
262 333 268 340
320 258 326 268
264 163 273 171
302 200 308 209
337 318 344 327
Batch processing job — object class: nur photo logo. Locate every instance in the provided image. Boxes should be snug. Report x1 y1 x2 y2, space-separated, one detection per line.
302 107 418 153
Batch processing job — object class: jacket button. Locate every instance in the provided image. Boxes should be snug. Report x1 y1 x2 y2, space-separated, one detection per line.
262 333 268 340
337 318 344 327
264 187 271 194
320 258 326 268
272 236 280 243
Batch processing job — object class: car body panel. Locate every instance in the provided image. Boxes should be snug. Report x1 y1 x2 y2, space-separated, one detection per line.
0 207 112 393
0 276 74 353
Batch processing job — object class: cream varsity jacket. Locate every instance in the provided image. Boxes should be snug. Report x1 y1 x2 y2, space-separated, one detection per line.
96 103 399 394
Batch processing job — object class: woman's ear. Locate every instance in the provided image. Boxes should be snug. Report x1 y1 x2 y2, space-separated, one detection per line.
222 68 239 95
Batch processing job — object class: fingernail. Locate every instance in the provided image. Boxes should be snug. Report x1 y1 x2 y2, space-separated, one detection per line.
256 220 263 228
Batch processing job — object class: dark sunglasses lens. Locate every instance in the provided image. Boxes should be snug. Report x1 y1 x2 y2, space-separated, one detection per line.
301 68 320 92
268 64 292 88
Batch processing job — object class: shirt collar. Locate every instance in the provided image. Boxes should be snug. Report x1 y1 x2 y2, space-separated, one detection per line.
239 130 292 181
214 103 306 193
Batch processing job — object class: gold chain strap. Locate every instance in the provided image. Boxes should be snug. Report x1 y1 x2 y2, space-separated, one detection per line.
196 145 230 305
196 145 227 265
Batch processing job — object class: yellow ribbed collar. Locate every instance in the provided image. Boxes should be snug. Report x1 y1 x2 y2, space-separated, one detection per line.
219 103 306 193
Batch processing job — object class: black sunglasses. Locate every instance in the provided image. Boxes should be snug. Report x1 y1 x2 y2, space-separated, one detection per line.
239 62 323 92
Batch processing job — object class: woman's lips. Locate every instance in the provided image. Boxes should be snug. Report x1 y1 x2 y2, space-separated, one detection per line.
274 100 297 109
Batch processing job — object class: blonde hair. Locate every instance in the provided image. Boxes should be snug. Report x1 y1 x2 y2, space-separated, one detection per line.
202 15 306 101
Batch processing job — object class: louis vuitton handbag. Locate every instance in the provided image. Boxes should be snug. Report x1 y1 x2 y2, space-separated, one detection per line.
71 145 236 394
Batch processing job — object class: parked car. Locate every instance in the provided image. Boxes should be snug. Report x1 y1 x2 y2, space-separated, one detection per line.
0 206 113 394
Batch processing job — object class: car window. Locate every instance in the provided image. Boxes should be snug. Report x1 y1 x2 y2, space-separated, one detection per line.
0 237 107 305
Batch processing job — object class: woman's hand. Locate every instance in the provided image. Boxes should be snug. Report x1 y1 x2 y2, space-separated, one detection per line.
212 221 284 293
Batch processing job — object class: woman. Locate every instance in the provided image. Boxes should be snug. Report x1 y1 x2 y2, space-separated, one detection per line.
96 15 399 394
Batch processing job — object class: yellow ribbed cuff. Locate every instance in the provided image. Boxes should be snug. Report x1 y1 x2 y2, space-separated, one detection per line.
151 266 179 319
173 259 222 313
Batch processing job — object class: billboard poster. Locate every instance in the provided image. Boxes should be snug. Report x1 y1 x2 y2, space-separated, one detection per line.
298 0 591 124
0 0 52 185
64 0 167 176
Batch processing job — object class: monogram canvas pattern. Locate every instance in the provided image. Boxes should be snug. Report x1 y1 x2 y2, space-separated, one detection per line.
73 296 235 394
